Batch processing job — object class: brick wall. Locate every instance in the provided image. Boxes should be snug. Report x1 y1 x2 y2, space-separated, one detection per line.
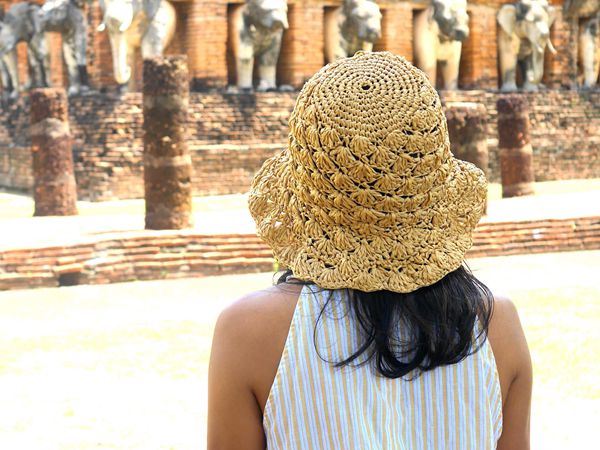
1 90 599 200
441 90 600 182
0 92 295 200
0 0 583 93
374 2 413 62
544 8 571 89
460 4 498 89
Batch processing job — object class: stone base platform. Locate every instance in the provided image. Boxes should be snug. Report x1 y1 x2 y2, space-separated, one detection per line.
1 180 599 291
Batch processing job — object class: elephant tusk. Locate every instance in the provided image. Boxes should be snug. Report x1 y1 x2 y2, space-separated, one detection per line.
97 23 106 32
547 40 557 55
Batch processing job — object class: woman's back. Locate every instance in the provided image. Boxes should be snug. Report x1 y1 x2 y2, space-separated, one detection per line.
208 282 531 450
263 286 502 450
208 52 532 450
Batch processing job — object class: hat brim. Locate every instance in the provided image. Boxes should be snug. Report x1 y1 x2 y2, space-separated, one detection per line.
249 150 487 293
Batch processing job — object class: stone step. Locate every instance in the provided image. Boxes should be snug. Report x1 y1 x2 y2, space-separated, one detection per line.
1 215 599 291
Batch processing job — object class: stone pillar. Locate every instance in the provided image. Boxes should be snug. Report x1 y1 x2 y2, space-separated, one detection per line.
445 102 489 172
445 101 489 212
497 95 535 198
143 55 193 230
30 88 78 216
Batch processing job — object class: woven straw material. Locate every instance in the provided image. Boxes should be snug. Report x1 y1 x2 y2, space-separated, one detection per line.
249 52 487 293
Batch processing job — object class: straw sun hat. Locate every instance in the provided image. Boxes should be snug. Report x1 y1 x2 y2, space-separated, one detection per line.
249 51 487 293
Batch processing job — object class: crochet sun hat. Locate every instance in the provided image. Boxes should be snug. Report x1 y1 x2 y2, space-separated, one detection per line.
249 51 487 293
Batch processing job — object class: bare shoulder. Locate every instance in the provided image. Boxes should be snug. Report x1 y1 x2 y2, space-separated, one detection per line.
208 285 303 448
488 299 533 448
488 295 526 350
487 295 532 401
210 283 304 408
215 283 303 339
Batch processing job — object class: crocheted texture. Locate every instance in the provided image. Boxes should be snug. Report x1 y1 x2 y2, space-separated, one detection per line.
249 52 487 293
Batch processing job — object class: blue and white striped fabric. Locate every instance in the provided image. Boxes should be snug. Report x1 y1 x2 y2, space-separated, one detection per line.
263 286 503 449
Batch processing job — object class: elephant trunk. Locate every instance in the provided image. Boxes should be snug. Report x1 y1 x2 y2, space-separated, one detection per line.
109 32 131 85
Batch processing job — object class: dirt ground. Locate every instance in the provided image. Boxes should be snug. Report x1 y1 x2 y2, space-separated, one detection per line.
0 250 599 449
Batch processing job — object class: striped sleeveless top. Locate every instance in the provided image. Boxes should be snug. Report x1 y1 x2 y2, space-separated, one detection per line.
263 286 503 449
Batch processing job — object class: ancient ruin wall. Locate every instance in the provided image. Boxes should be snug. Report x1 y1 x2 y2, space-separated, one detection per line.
1 90 599 201
0 0 569 92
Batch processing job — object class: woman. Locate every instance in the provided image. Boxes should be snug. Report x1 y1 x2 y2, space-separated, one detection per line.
208 52 532 449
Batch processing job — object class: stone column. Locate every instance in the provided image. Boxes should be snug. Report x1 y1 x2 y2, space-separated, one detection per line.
445 102 489 211
30 88 78 216
497 95 535 198
445 102 489 173
143 55 193 230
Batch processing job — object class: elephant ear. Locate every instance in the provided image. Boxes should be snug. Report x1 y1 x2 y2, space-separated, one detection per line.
497 5 517 36
143 0 162 20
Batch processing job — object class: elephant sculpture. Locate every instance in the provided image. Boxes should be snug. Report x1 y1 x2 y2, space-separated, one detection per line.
0 52 15 102
0 2 51 100
0 7 13 100
38 0 89 96
97 0 176 90
324 0 382 63
413 0 470 90
563 0 600 88
497 0 557 92
229 0 289 92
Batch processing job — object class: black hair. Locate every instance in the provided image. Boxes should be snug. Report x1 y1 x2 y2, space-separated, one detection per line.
276 265 493 378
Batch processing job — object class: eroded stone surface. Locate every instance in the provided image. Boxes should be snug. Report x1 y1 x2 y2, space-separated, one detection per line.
30 88 78 216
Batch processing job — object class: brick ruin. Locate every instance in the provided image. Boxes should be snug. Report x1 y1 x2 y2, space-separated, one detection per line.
0 0 598 200
0 0 575 91
1 89 599 200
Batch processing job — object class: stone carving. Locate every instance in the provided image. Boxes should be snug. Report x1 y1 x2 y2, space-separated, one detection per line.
324 0 382 63
564 0 600 88
413 0 470 90
97 0 176 90
38 0 89 96
497 0 557 92
230 0 289 92
0 2 51 100
0 52 15 102
0 7 14 101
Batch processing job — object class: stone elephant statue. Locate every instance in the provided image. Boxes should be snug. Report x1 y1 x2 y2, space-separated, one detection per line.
0 2 51 100
564 0 600 88
229 0 289 92
324 0 382 63
97 0 176 90
413 0 469 90
38 0 89 96
0 51 18 103
0 7 13 101
497 0 557 92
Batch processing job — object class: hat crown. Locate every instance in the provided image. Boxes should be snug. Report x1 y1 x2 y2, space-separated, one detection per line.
287 52 451 209
248 51 487 293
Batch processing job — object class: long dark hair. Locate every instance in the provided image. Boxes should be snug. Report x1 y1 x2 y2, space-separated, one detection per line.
277 265 493 378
